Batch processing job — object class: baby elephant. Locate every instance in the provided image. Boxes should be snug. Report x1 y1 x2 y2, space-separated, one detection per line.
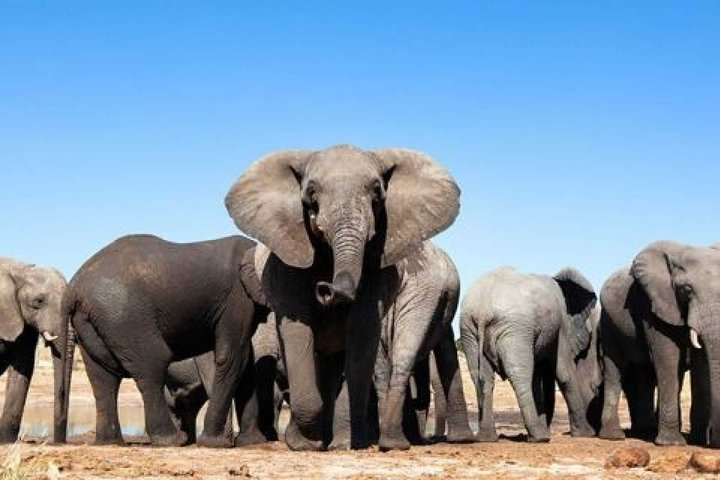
460 267 599 442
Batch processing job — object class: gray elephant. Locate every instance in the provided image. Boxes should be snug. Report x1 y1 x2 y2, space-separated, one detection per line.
599 241 720 446
0 258 69 443
225 145 465 451
460 266 599 442
369 242 472 449
61 235 268 447
597 268 657 441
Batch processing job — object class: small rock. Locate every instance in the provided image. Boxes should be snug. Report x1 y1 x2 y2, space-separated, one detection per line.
229 465 252 477
689 452 720 474
605 447 651 469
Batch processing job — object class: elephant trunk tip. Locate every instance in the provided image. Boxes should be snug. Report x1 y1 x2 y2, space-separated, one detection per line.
315 271 357 307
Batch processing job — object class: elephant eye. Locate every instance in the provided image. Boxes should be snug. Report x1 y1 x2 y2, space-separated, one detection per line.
31 295 46 309
303 181 319 211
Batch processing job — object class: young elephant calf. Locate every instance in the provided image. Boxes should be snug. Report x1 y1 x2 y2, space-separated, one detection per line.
460 267 600 442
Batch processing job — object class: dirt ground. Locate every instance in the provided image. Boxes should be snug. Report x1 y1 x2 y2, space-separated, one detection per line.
0 351 712 479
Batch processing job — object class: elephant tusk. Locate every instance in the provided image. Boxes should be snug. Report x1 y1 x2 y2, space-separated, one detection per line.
42 331 59 343
690 329 702 349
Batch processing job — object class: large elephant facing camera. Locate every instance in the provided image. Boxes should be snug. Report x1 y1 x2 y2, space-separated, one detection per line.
225 145 468 451
0 258 68 443
460 267 601 442
599 241 720 446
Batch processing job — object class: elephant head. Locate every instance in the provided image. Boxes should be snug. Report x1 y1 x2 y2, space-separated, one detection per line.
226 145 460 307
0 258 67 346
631 241 720 441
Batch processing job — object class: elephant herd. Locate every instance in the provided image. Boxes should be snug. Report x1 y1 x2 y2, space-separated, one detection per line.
1 145 719 455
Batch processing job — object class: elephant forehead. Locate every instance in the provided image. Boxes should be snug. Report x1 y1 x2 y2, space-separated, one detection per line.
307 149 381 179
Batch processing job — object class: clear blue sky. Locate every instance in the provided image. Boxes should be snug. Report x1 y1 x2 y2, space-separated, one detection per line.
2 2 719 298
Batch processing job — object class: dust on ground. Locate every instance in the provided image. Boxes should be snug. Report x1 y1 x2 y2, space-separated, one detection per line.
0 350 708 479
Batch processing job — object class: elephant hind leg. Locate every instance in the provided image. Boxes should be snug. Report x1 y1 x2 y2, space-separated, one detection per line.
433 327 474 443
81 346 124 445
499 340 549 442
533 362 555 428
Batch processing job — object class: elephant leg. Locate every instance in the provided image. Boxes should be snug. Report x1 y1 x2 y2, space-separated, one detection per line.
401 381 425 445
0 331 37 443
81 347 124 445
279 318 324 451
630 366 657 440
255 356 281 441
411 357 432 441
133 360 185 446
200 307 253 448
556 337 594 438
429 355 447 439
433 327 473 443
599 352 625 440
690 348 710 445
346 304 382 450
462 324 497 442
330 377 352 450
499 339 549 442
533 364 550 428
646 325 686 446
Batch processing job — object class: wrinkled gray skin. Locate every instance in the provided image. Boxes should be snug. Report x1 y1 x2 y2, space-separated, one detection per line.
0 258 68 443
460 266 600 442
226 145 462 451
600 241 720 447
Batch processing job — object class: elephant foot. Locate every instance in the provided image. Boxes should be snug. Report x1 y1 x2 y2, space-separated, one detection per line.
527 424 551 443
0 431 19 445
598 425 625 441
151 431 189 447
284 420 324 452
570 424 596 438
94 435 125 446
655 430 686 446
379 433 411 452
197 432 233 448
475 427 499 443
630 427 656 441
328 436 351 451
235 428 269 447
447 426 476 444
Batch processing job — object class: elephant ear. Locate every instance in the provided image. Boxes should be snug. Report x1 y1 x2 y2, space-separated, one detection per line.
374 149 460 267
225 151 314 268
553 267 597 357
0 267 25 342
630 241 685 327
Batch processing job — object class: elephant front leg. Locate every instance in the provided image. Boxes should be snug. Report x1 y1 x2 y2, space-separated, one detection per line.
646 325 686 446
279 318 324 451
0 333 36 443
346 310 381 450
598 352 626 440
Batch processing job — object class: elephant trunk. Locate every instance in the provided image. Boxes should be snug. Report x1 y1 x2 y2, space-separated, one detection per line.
691 301 720 446
315 214 368 307
53 314 75 443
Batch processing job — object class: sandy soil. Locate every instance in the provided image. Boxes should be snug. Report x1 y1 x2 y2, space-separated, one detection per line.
0 350 711 479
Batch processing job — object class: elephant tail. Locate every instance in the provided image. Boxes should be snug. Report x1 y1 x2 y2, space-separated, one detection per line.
459 305 485 388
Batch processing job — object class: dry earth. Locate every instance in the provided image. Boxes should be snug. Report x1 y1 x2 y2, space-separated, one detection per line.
0 349 710 479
